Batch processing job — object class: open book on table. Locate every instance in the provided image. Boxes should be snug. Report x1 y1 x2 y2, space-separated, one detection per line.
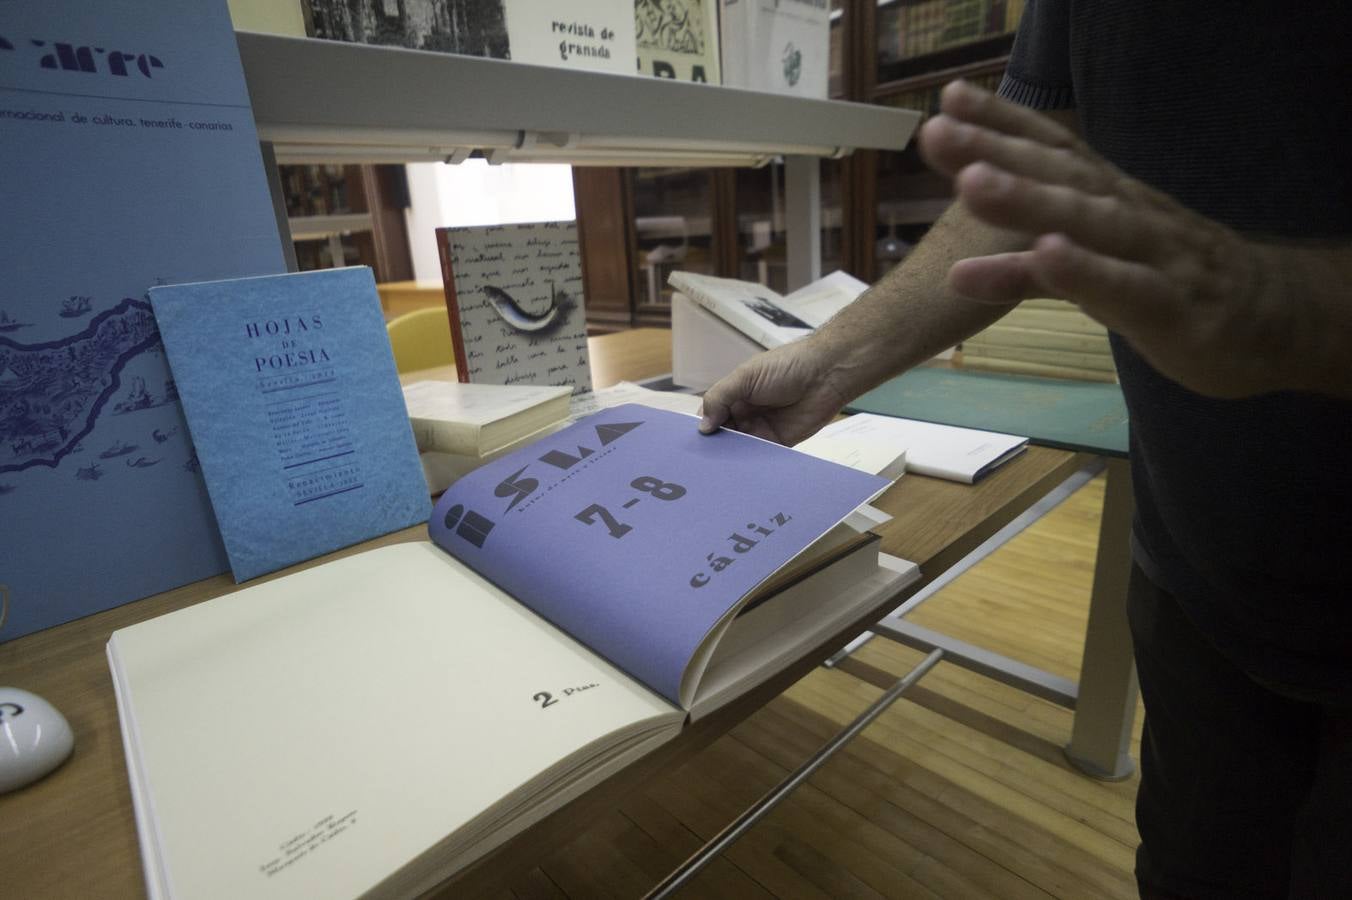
107 405 919 899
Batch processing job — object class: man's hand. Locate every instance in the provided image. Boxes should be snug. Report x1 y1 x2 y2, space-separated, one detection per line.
698 337 850 445
920 80 1311 398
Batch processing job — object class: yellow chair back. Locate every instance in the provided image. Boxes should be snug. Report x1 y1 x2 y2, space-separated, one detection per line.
386 305 455 374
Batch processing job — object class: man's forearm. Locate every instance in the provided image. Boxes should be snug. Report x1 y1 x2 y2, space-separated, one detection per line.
811 202 1028 398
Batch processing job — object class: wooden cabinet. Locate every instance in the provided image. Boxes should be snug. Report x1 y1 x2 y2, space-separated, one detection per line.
573 168 639 334
277 163 413 283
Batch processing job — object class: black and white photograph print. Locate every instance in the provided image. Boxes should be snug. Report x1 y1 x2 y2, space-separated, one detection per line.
307 0 511 59
742 295 811 330
635 0 707 54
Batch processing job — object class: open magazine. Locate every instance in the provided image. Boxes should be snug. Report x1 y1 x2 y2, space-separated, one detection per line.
108 405 919 899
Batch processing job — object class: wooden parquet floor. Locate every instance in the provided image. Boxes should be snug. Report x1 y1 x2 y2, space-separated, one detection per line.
488 471 1143 899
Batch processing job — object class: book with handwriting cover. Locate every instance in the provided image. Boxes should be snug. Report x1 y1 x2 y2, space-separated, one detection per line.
0 0 286 641
437 221 593 395
149 267 431 582
107 404 918 899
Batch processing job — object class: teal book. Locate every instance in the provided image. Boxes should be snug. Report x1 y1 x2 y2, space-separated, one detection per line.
150 268 431 582
0 0 286 640
846 367 1129 456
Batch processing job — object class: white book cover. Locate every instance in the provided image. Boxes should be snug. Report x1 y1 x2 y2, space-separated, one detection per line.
803 413 1027 483
402 381 572 454
109 543 681 900
306 0 637 76
668 271 812 348
418 418 568 493
438 221 592 395
779 269 870 328
793 432 907 482
670 293 764 391
720 0 829 97
506 0 637 75
635 0 721 82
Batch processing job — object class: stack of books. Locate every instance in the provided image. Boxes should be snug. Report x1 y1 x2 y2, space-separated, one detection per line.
402 381 574 494
877 0 1025 67
962 298 1117 383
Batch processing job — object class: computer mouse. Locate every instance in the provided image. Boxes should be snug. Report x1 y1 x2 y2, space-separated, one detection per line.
0 687 75 793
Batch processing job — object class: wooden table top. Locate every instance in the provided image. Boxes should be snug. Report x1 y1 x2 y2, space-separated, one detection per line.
0 327 1080 898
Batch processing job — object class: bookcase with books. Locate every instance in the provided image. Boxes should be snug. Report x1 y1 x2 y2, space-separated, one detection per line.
279 163 413 283
858 0 1024 280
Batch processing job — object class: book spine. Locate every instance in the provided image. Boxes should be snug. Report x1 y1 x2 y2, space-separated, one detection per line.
965 326 1113 354
436 228 472 384
961 343 1117 372
1019 297 1082 311
998 306 1108 336
720 0 750 88
960 355 1119 383
409 418 480 457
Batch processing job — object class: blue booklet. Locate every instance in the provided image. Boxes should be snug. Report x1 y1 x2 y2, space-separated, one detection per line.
429 404 892 706
0 0 286 640
150 268 430 582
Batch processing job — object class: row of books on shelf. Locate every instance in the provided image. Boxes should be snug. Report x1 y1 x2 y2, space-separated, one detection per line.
961 298 1118 383
279 164 357 218
877 0 1025 67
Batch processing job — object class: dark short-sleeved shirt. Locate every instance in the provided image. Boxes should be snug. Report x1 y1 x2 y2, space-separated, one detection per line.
997 1 1352 700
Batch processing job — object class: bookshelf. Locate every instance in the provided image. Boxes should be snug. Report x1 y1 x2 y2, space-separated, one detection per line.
860 0 1023 279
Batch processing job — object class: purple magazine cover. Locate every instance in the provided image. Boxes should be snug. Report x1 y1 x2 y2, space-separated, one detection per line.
429 404 887 705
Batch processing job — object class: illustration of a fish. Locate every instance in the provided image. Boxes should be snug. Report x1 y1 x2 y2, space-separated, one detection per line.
126 456 161 468
482 281 574 334
152 427 177 444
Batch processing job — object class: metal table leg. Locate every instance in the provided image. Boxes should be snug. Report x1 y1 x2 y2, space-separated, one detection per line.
1063 456 1138 780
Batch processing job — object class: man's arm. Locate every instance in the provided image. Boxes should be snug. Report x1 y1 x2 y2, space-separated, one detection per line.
697 106 1081 444
695 202 1021 443
703 80 1352 444
924 81 1352 399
